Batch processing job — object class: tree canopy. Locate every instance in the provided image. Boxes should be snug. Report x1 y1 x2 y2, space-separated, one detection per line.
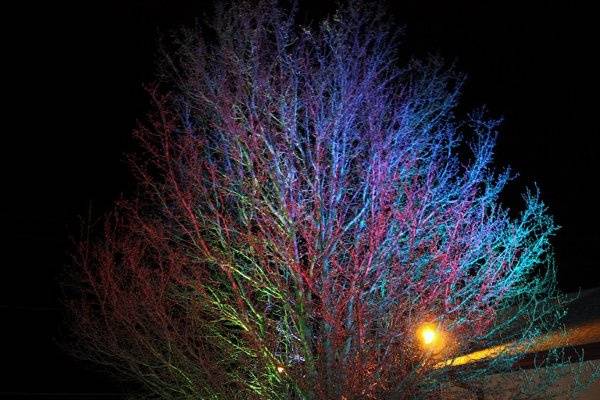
66 2 595 399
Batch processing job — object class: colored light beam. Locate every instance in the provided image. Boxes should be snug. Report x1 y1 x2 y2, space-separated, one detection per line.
436 319 600 368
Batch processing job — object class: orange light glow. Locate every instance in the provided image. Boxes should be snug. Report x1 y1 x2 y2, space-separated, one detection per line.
417 323 441 348
421 327 437 345
276 366 285 374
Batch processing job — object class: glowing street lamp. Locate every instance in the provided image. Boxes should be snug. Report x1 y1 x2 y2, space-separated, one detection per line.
417 322 444 353
421 326 437 345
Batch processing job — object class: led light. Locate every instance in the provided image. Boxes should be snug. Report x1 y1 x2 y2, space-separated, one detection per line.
276 366 285 373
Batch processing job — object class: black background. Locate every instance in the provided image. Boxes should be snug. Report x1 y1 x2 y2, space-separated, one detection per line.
2 1 598 397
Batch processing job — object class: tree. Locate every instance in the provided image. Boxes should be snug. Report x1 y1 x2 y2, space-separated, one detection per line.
66 1 595 399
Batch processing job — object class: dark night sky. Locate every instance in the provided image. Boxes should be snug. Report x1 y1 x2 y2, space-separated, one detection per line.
2 1 599 397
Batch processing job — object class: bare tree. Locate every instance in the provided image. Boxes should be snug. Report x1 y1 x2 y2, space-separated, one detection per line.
66 1 597 399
